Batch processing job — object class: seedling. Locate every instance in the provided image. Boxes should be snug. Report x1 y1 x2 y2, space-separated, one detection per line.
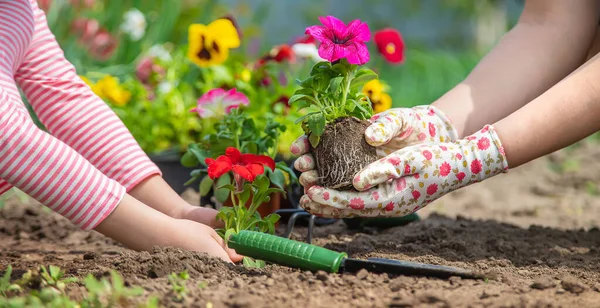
82 270 144 307
39 265 78 293
168 270 189 302
0 265 21 297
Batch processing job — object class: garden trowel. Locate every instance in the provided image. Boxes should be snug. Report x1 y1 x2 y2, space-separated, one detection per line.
228 230 483 279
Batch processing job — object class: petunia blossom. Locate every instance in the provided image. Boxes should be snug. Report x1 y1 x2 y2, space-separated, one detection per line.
374 28 405 64
191 88 249 118
305 15 371 65
205 147 276 182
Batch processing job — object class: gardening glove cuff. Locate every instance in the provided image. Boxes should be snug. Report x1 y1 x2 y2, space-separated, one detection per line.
365 105 459 156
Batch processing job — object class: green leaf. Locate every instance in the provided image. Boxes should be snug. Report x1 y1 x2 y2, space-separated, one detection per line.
223 228 236 242
199 176 213 196
310 61 332 76
307 113 326 137
299 76 315 89
309 134 320 148
349 99 370 116
329 76 344 94
216 184 237 191
294 111 321 125
238 183 252 205
266 213 280 225
214 173 231 203
188 144 211 167
288 94 313 105
269 168 286 189
180 151 199 167
350 69 378 89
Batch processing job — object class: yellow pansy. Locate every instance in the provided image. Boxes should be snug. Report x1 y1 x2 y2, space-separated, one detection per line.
362 79 392 113
94 75 131 106
362 79 383 102
187 19 240 67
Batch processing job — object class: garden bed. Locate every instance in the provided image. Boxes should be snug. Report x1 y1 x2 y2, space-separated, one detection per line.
3 142 600 307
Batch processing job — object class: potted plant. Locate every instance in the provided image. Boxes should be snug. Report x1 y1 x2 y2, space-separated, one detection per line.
181 90 297 217
202 146 282 267
289 16 379 190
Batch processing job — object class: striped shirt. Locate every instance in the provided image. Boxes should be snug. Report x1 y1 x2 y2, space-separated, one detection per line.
0 0 161 230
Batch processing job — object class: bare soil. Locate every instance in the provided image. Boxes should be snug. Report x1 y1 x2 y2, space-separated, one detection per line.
3 141 600 307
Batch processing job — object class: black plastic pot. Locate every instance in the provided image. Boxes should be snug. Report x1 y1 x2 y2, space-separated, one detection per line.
149 149 201 195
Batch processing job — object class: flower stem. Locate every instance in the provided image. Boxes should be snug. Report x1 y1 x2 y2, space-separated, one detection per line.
339 68 355 117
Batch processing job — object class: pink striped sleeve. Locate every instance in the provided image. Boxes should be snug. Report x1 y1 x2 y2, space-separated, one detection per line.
14 0 162 192
0 91 126 230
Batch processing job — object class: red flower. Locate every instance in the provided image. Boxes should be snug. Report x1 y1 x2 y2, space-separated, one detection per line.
404 164 411 174
477 137 490 150
323 192 330 201
426 184 438 195
374 28 404 64
456 153 463 160
349 198 365 210
260 44 296 64
294 34 316 44
422 150 433 160
439 162 451 177
470 159 482 174
429 123 436 137
205 147 276 181
456 172 466 181
411 190 421 200
417 133 426 141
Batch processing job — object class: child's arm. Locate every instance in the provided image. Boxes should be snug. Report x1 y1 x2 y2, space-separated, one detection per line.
432 0 600 137
13 0 206 222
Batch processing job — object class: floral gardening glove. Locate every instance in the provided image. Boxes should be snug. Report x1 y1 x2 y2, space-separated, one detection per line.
299 125 509 218
290 105 458 190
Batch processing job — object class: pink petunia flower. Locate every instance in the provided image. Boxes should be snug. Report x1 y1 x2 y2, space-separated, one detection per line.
191 88 249 118
305 16 371 65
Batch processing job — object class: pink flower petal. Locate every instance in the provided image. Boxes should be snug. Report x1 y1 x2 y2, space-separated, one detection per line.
319 16 347 36
344 42 370 65
344 19 371 42
305 25 329 43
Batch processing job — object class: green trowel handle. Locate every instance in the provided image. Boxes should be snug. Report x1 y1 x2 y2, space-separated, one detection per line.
228 230 347 273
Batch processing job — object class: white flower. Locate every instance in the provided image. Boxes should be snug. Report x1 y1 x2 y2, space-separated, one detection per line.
157 81 173 94
121 9 146 41
147 44 172 62
292 43 324 62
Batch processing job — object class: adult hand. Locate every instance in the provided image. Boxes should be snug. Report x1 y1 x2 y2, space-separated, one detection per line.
290 105 458 190
299 125 508 218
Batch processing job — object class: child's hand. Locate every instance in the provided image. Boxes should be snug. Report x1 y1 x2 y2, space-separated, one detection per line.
94 194 243 263
173 219 243 263
179 205 224 229
299 125 508 218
